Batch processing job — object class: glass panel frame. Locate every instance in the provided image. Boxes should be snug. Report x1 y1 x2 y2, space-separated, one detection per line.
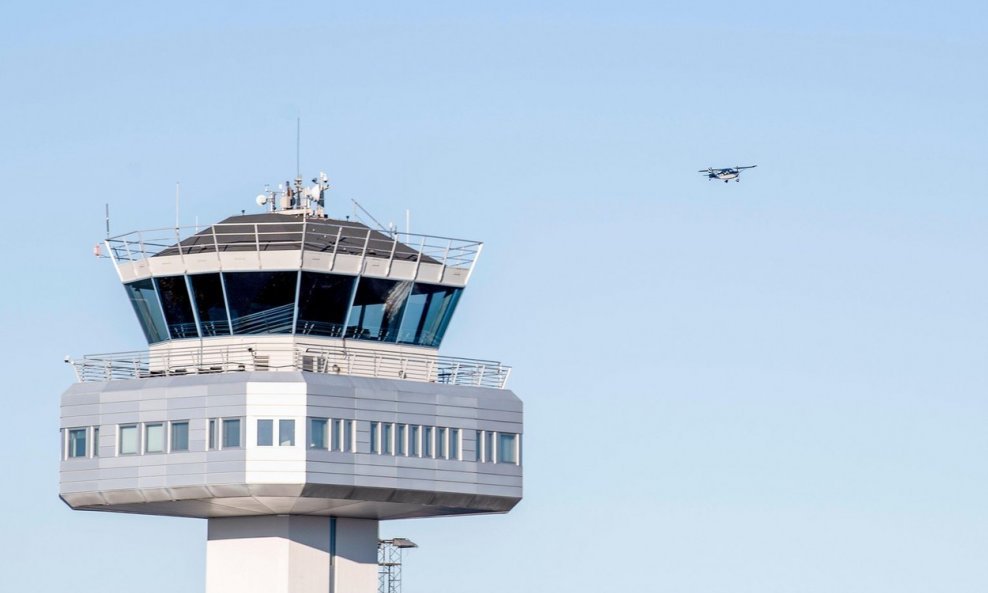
257 419 274 446
170 421 189 452
279 419 295 446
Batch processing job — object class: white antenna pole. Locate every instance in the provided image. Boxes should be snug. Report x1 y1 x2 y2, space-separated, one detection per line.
405 209 411 240
105 203 110 238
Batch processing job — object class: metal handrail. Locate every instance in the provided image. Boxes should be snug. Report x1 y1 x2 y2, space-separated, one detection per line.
105 221 482 271
66 344 511 389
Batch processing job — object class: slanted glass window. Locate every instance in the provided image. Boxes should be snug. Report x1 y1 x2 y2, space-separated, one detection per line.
498 433 518 464
171 422 189 451
279 420 295 446
410 425 421 457
124 279 169 343
346 278 411 342
382 423 394 455
222 419 241 448
257 419 273 446
296 272 355 337
397 283 462 347
309 418 328 449
189 274 230 336
156 276 199 339
449 428 460 460
145 423 165 453
68 428 87 458
119 425 138 455
223 272 297 334
370 422 380 454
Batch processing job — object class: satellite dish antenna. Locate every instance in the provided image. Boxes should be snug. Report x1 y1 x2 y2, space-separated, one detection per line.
256 194 267 207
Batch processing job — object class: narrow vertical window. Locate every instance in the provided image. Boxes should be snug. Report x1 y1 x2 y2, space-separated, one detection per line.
344 420 354 452
396 424 407 456
476 430 484 462
423 426 434 458
222 418 241 448
92 427 100 457
257 419 274 446
370 422 380 454
310 418 328 449
382 423 394 455
484 431 494 463
208 419 217 450
437 427 448 459
145 423 165 453
68 428 87 458
449 428 460 460
279 419 295 446
171 422 189 451
410 425 421 457
119 425 139 455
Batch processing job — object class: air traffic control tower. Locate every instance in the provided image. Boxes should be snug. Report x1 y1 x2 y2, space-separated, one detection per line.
59 175 523 593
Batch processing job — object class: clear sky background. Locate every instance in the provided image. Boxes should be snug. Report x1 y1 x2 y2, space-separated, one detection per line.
2 2 987 592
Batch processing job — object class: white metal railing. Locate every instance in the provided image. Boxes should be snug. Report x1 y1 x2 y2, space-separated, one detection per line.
104 220 483 272
66 344 512 389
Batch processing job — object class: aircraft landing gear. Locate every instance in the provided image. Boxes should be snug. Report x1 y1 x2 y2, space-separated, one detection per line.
724 180 728 183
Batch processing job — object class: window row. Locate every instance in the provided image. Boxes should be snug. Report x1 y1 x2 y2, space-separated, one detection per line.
125 271 461 347
63 420 521 465
366 422 462 460
61 421 190 459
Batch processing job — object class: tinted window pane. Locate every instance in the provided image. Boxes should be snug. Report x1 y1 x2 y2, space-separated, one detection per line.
382 423 393 454
498 433 518 464
346 278 411 342
156 276 199 339
124 279 169 343
68 428 87 458
120 425 138 455
224 272 297 334
424 426 434 458
397 284 462 347
279 419 295 446
309 418 327 449
296 272 355 337
257 419 273 446
171 422 189 451
449 428 460 460
222 419 241 448
189 274 230 336
370 422 379 454
145 424 165 453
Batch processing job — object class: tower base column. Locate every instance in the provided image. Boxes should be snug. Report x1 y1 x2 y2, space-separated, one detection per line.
206 516 379 593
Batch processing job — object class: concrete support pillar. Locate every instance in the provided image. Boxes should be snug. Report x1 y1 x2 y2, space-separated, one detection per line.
206 516 379 593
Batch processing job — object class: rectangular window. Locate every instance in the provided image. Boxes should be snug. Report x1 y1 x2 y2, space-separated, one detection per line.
485 431 494 463
449 428 460 460
257 419 274 446
93 427 99 457
119 425 139 455
370 422 380 454
437 427 448 459
208 419 217 450
279 419 295 446
396 424 407 456
498 433 518 464
476 430 484 462
222 419 241 448
344 420 354 452
171 422 189 451
410 425 421 457
145 423 165 453
382 423 394 455
424 426 434 458
68 428 87 458
310 418 328 449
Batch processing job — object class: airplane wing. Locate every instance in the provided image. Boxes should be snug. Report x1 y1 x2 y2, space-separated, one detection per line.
736 165 758 170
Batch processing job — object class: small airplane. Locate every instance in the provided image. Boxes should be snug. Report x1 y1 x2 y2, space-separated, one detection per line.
699 165 757 183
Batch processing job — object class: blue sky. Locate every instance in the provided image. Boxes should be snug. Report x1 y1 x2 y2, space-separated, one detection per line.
2 2 987 592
